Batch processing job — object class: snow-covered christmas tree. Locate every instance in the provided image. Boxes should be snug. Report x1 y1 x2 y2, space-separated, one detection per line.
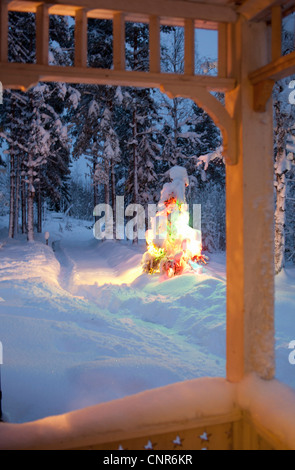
142 165 208 278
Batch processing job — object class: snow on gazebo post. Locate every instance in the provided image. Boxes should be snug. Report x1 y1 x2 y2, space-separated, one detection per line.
225 16 275 382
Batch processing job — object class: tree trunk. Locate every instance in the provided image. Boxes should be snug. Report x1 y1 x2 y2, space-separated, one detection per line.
37 180 42 233
132 109 139 244
93 156 99 223
111 157 116 239
27 191 34 242
8 153 15 239
274 166 286 274
21 165 27 234
133 110 138 206
274 92 288 274
104 158 110 207
27 156 35 242
14 153 20 236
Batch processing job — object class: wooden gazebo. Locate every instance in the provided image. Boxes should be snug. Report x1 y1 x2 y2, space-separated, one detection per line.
1 0 295 450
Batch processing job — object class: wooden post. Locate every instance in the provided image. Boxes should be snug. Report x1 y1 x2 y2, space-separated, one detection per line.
218 23 227 78
226 22 236 79
113 12 125 71
0 0 8 63
271 5 281 62
149 15 160 73
36 4 50 66
184 18 195 75
75 8 88 68
225 17 275 382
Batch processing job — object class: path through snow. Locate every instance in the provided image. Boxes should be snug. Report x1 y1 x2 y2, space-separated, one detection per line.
0 214 294 424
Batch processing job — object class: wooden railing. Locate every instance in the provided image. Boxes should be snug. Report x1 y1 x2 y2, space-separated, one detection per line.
0 376 294 450
75 416 289 451
0 0 235 84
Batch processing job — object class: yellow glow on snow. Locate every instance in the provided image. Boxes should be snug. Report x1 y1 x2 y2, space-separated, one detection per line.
73 265 143 287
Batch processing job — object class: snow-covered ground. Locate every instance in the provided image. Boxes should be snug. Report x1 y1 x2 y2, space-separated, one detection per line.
0 213 294 424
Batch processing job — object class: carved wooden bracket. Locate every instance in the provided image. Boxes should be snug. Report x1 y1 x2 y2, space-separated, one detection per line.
0 69 40 91
0 61 238 165
160 82 238 166
252 79 275 113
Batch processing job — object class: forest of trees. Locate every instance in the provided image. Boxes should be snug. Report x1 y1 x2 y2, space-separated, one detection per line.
0 12 295 272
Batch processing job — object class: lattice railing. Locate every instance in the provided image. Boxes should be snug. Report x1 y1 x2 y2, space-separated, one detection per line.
0 0 239 165
72 415 289 451
75 421 237 451
0 0 235 86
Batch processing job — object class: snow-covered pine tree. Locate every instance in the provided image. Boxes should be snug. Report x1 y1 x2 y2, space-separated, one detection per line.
124 89 161 206
0 90 32 238
71 85 101 210
125 21 150 72
71 19 119 219
69 173 93 221
8 11 35 64
72 85 121 220
24 87 53 241
157 25 225 252
121 23 162 241
194 148 225 252
181 107 224 252
184 103 222 196
1 12 36 238
1 12 73 240
158 27 188 172
34 82 72 230
49 14 74 66
121 90 162 244
157 28 210 181
24 83 71 240
98 105 121 235
125 23 161 200
87 18 113 69
156 90 224 252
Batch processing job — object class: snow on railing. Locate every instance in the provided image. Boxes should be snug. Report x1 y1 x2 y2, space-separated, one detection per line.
0 374 294 450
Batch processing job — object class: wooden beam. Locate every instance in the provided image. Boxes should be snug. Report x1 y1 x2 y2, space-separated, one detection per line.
9 0 238 23
7 3 217 29
75 7 88 68
0 62 236 92
218 23 227 78
249 49 295 85
36 4 49 66
0 0 9 63
113 12 125 71
271 5 282 62
184 19 195 76
7 1 219 28
226 22 236 79
149 16 160 74
238 0 278 21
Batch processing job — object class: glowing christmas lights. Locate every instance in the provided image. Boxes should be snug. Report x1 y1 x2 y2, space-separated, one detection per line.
142 166 208 278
